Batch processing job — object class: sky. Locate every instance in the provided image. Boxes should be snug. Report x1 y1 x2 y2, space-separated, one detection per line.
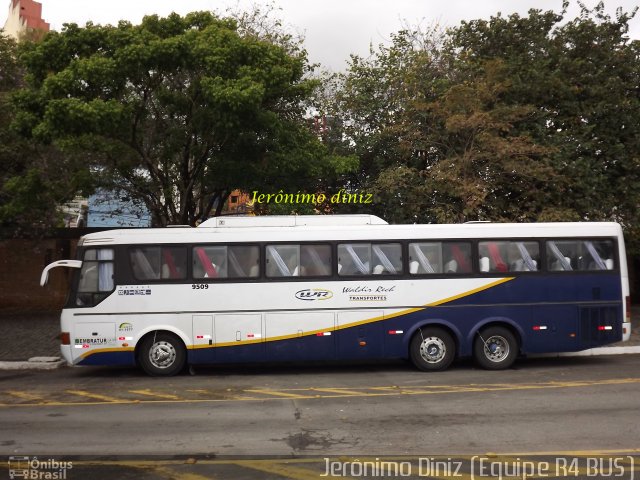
2 0 640 71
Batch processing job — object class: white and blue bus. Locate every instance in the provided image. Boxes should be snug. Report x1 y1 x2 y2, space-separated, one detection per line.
41 215 631 376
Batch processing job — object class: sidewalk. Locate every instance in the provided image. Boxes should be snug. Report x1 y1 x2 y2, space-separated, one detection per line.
0 313 60 361
1 309 639 364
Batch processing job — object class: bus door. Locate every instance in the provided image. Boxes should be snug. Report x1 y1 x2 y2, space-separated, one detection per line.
73 322 117 360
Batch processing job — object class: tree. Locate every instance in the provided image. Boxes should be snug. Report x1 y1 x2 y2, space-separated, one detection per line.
330 2 640 247
0 33 84 236
451 2 640 244
13 11 346 226
403 60 565 223
323 26 451 220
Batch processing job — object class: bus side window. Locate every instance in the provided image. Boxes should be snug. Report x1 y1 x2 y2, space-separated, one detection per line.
508 242 539 272
372 243 402 275
547 241 575 271
584 240 614 270
478 241 539 273
300 244 332 277
548 239 615 271
228 245 260 278
337 244 371 276
130 247 186 281
266 245 300 277
193 246 226 278
442 243 472 273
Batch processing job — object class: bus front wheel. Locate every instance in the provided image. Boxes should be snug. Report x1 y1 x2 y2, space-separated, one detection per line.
409 327 455 372
138 332 186 376
473 326 518 370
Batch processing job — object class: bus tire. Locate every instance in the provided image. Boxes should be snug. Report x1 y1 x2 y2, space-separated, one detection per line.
138 332 186 376
473 326 518 370
409 327 455 372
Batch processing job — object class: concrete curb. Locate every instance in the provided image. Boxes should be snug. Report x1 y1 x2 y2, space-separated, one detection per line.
0 356 67 370
535 345 640 358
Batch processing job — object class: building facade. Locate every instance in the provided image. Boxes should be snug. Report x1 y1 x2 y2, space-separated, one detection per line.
2 0 49 40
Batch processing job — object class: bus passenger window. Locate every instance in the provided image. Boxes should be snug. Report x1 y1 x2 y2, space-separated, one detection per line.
193 246 227 278
300 245 332 276
337 243 402 276
337 244 371 275
547 241 575 271
266 245 300 277
130 247 186 281
584 240 614 270
442 243 472 273
193 245 260 279
547 240 614 271
372 243 402 275
508 242 539 271
409 243 443 274
479 241 539 273
478 242 509 273
228 245 260 278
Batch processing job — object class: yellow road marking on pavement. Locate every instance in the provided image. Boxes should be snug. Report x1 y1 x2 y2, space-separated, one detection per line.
245 389 314 399
129 389 180 400
310 387 364 396
5 390 46 402
369 385 488 395
227 395 260 400
1 378 640 408
234 460 324 480
65 390 125 403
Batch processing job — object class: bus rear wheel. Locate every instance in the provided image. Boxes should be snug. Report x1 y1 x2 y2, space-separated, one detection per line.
409 327 455 372
138 332 186 376
473 326 518 370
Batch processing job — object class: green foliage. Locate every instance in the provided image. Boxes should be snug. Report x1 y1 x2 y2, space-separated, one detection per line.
4 3 640 252
329 3 640 252
0 34 82 236
450 1 640 246
13 11 348 226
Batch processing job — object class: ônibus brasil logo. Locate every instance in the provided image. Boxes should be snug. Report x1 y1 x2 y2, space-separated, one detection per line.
295 288 333 301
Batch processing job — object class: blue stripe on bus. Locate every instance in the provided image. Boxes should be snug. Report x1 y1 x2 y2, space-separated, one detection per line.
77 351 136 366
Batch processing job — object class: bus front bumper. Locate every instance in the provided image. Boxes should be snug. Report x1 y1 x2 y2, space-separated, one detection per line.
60 345 74 365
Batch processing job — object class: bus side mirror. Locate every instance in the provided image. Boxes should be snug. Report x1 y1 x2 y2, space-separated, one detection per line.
40 260 83 286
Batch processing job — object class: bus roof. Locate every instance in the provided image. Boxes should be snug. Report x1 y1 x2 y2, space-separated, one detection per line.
78 217 624 246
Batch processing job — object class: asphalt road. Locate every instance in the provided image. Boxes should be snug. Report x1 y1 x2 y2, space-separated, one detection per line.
1 355 639 479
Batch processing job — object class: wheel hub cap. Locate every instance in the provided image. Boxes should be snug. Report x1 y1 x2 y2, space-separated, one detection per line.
419 337 446 363
149 341 176 369
484 335 509 362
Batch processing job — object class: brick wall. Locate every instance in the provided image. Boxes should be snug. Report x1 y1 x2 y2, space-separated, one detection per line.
0 238 78 313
